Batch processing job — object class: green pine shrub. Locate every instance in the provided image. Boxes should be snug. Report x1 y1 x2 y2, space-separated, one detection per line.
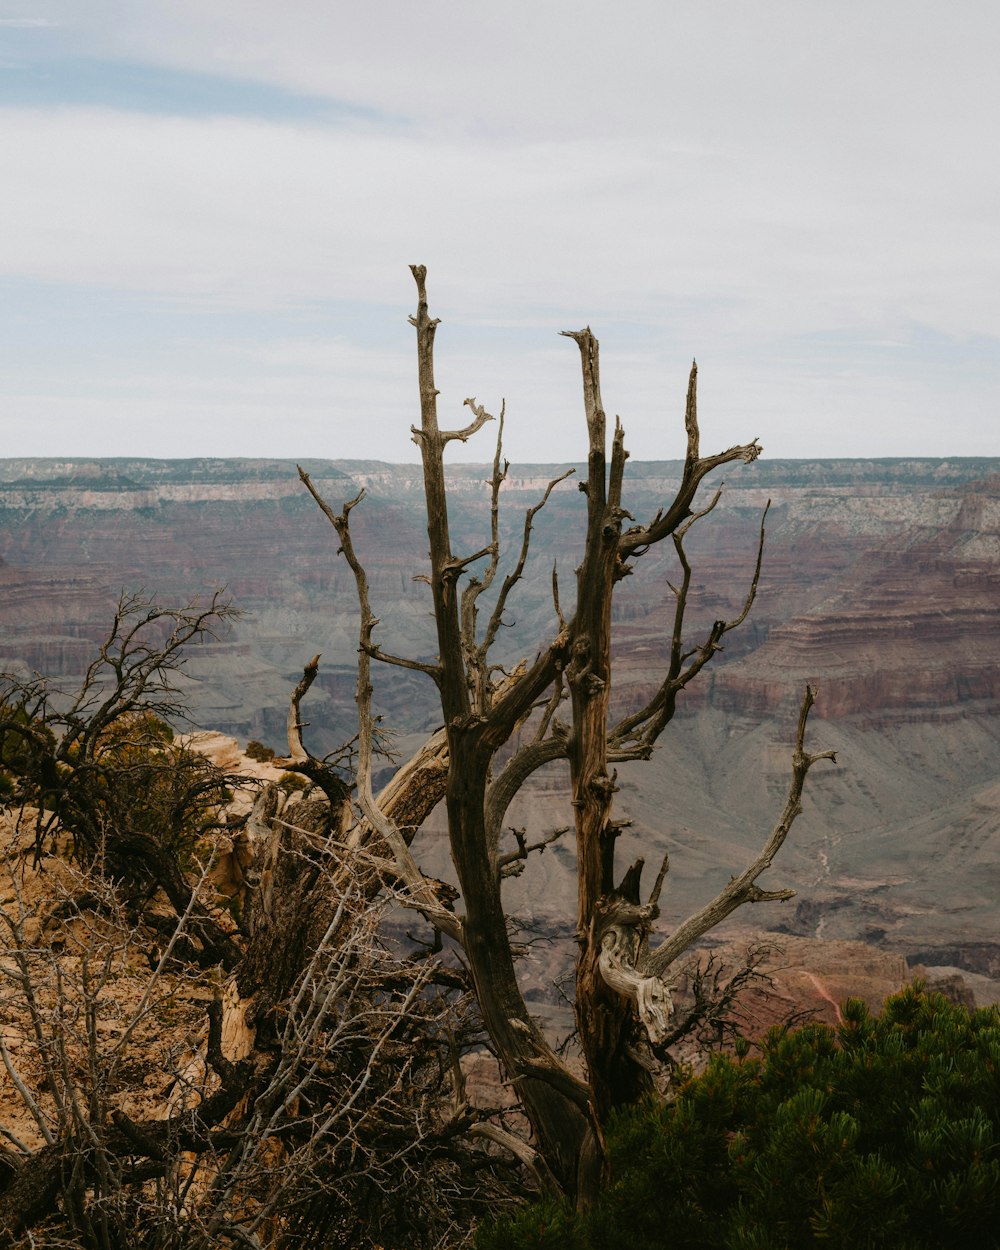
279 770 309 793
245 738 276 761
481 985 1000 1250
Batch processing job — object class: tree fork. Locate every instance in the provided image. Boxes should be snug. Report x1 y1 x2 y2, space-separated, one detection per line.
291 269 833 1208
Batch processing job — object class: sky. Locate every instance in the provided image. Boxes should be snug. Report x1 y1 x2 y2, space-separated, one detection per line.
1 2 998 464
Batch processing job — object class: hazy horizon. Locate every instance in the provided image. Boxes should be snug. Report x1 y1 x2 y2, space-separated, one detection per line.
3 452 1000 475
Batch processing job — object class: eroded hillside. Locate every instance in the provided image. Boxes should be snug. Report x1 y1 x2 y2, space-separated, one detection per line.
2 456 1000 987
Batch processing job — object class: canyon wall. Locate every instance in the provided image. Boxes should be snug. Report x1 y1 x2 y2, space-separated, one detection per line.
2 456 999 997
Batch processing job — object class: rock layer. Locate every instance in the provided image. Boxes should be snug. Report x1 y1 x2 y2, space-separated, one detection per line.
3 456 1000 998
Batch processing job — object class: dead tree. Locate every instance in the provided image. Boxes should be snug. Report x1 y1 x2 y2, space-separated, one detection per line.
0 592 243 967
0 817 523 1248
292 267 836 1202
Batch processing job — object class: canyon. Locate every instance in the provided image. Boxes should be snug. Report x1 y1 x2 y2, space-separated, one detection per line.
2 455 999 1017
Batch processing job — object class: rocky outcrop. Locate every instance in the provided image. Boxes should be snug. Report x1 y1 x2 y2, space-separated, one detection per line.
709 932 912 1031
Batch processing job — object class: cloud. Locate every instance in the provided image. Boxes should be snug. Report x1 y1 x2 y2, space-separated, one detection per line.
1 105 998 343
1 3 999 460
34 2 1000 152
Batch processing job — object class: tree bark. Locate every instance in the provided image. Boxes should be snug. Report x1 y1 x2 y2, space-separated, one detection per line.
407 266 590 1194
562 329 651 1125
291 268 829 1206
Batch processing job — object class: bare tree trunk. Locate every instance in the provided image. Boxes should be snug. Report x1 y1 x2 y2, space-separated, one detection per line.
563 328 651 1125
289 267 834 1206
408 266 591 1193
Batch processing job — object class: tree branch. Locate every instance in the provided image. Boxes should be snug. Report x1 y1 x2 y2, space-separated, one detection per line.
480 468 575 666
609 499 769 751
437 395 495 445
460 406 507 712
296 471 442 680
322 487 464 943
644 686 835 978
619 361 761 559
484 733 568 858
498 824 570 877
284 652 320 763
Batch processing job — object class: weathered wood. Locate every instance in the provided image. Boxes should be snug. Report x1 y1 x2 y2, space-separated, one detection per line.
407 269 592 1193
288 269 832 1205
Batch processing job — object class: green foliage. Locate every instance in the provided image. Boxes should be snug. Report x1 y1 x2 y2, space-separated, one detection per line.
245 737 276 762
0 594 245 968
0 700 57 801
477 1198 579 1250
7 705 231 873
482 986 1000 1250
279 770 309 794
0 594 236 871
